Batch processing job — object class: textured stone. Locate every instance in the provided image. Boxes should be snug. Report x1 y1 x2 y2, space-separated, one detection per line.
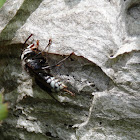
0 0 140 140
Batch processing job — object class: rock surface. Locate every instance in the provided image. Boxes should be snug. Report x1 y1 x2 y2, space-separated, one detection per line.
0 0 140 140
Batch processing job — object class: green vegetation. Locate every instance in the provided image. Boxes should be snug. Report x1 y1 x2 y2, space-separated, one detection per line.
0 0 6 8
0 88 8 120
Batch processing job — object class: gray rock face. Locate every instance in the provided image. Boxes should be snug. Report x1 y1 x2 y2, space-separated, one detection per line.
0 0 140 140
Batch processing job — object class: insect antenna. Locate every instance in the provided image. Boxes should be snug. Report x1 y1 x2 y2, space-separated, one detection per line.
22 34 33 48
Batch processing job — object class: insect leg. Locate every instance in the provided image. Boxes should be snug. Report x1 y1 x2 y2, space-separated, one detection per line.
43 39 52 52
63 88 75 96
42 52 74 69
54 52 74 66
33 39 52 58
36 40 39 48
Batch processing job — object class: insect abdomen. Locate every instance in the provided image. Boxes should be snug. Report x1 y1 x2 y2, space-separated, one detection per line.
38 73 66 92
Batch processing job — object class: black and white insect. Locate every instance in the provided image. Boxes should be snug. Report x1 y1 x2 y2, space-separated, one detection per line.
21 34 74 102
